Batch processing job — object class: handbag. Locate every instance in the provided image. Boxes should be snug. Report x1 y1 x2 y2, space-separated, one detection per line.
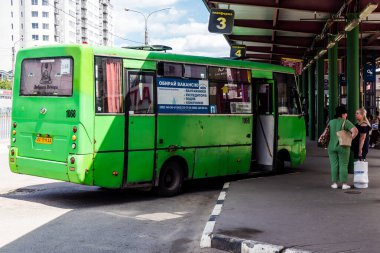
318 124 330 147
336 119 352 147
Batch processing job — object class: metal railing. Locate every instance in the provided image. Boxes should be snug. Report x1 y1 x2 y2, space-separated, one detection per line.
0 109 11 141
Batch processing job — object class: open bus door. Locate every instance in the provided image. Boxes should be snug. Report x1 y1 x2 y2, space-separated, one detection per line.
254 79 277 171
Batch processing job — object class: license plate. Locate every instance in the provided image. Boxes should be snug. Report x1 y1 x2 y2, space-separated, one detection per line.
35 137 53 144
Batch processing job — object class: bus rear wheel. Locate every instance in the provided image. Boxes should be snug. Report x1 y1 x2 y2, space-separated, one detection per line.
157 161 184 197
274 150 289 173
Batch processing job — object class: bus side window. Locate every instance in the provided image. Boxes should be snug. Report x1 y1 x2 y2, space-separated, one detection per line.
208 67 252 114
128 72 154 114
95 57 123 113
209 83 252 114
274 73 301 115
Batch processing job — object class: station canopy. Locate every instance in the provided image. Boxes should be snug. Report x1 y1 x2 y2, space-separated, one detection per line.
203 0 380 64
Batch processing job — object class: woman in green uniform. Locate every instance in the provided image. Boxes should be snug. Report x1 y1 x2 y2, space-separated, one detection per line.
328 106 358 190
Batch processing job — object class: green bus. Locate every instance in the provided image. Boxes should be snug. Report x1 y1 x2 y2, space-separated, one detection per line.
9 45 306 196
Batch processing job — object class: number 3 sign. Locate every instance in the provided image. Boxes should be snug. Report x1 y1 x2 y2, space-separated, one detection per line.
208 9 235 34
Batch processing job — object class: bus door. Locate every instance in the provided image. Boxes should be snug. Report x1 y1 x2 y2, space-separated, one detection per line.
255 79 276 171
123 69 156 187
94 57 125 188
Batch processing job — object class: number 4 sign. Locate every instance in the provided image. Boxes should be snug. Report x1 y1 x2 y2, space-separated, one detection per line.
230 45 246 59
208 9 235 34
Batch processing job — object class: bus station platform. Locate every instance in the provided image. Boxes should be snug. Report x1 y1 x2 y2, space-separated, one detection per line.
208 142 380 253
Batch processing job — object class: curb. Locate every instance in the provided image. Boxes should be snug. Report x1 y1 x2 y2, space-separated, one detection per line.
200 182 230 248
200 181 312 253
211 234 312 253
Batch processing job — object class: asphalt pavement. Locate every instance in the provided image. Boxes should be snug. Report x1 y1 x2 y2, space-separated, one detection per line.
0 142 225 253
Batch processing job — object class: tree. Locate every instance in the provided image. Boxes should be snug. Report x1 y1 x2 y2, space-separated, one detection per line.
0 80 12 90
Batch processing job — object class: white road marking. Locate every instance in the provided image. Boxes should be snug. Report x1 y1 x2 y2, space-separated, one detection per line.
211 204 223 216
218 191 226 201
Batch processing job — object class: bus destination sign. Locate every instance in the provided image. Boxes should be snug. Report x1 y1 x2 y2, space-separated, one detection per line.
157 78 209 114
208 9 235 34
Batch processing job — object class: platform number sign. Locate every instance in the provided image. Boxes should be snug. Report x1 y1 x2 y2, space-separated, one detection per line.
208 9 235 34
230 45 246 58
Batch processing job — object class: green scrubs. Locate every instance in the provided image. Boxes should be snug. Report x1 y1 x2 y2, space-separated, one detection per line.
328 118 355 183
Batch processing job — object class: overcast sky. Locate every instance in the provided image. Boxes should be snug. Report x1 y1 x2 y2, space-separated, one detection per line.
0 0 229 71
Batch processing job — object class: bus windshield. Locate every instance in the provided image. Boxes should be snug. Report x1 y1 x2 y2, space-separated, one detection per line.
20 57 73 96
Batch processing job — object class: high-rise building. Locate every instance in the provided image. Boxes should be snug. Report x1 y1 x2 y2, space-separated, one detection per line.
10 0 113 49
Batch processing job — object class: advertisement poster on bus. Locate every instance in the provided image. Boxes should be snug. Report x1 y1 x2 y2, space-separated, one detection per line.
157 78 209 113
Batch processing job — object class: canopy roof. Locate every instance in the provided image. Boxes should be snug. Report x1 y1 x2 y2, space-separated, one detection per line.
203 0 380 63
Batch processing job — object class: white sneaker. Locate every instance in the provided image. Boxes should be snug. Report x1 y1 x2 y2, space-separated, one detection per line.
342 184 351 190
331 183 338 189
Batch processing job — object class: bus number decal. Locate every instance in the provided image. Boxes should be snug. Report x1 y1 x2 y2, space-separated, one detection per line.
66 109 76 118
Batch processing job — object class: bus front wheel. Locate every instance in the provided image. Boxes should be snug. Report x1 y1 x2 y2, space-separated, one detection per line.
157 160 184 197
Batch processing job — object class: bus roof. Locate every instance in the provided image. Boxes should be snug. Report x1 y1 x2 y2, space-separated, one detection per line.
17 44 295 75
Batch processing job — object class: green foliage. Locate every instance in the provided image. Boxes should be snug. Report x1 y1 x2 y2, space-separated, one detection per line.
0 80 12 90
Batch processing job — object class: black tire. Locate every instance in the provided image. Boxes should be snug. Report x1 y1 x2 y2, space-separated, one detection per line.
157 160 184 197
274 153 285 173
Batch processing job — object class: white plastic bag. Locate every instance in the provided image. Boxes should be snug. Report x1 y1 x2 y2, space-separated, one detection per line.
354 161 369 188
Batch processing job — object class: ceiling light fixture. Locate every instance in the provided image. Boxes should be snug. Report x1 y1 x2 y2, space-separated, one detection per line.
344 19 360 32
327 41 336 49
359 3 378 20
334 33 345 42
318 49 327 57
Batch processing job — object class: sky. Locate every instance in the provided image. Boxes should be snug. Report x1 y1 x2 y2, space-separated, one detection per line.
0 0 13 71
0 0 230 71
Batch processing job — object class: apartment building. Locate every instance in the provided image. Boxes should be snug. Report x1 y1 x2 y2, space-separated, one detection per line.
10 0 113 49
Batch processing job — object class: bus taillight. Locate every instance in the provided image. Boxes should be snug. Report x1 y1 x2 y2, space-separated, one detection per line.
70 157 75 164
73 126 77 133
10 149 15 156
72 135 77 141
72 143 76 149
13 122 17 128
12 130 16 135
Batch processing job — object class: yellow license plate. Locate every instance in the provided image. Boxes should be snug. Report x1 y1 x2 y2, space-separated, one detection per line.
35 137 53 144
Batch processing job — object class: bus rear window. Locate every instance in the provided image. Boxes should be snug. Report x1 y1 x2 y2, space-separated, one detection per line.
20 57 73 96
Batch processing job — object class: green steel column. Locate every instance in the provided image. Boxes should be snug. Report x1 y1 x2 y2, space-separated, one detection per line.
346 13 359 123
316 57 325 137
308 63 316 140
301 70 309 135
328 39 338 121
302 70 308 102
